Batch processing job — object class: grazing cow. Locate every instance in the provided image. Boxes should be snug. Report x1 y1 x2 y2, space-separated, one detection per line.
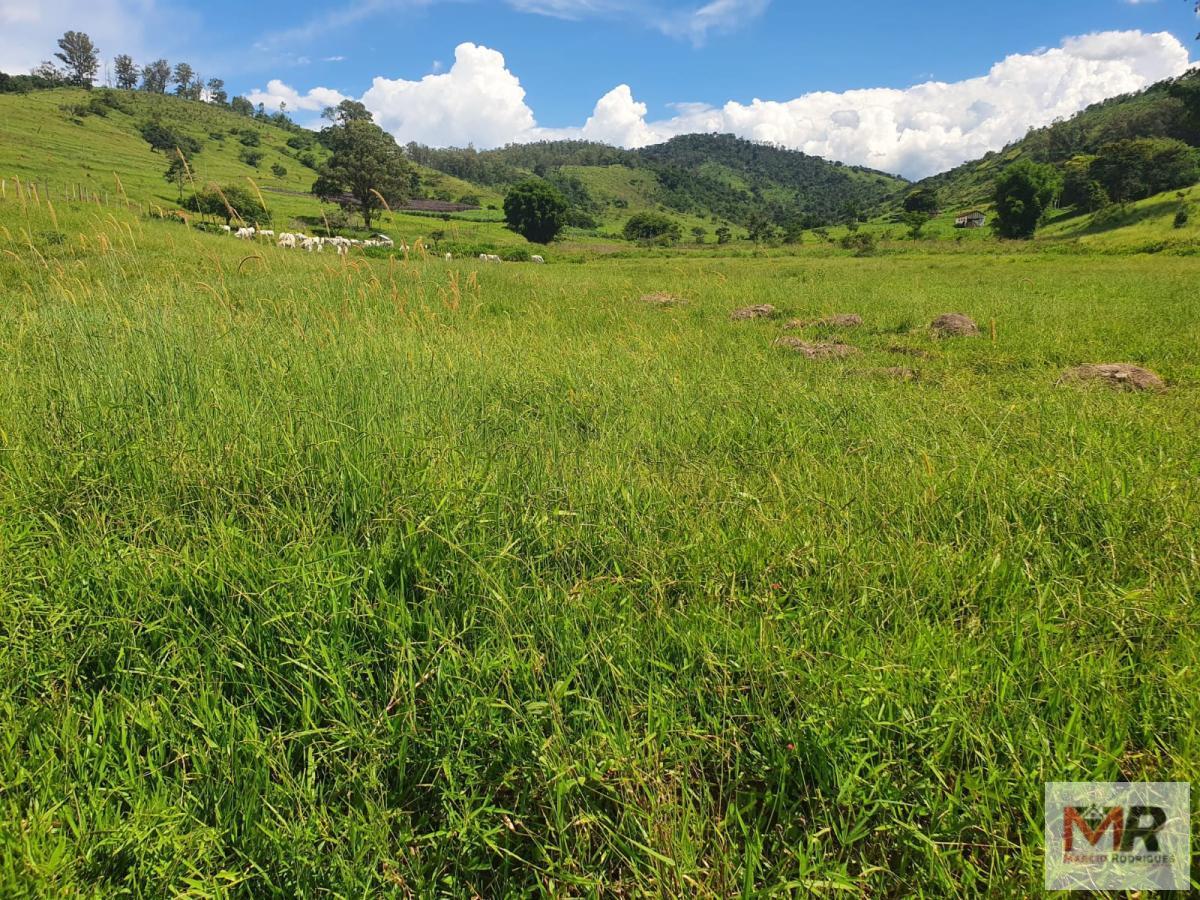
445 253 453 261
531 255 545 264
235 227 256 240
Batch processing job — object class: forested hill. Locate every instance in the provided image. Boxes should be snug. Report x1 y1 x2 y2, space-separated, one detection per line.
406 134 908 228
904 69 1200 211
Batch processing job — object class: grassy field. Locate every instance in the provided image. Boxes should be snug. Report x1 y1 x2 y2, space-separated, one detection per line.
0 88 505 228
1 187 1198 896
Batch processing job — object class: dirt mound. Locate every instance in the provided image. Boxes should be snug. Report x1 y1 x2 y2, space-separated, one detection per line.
774 338 861 359
931 313 980 336
1059 363 1165 392
640 292 688 307
730 304 779 321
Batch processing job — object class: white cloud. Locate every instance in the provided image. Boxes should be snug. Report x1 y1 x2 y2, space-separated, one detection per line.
246 79 350 114
257 30 1195 179
360 42 537 147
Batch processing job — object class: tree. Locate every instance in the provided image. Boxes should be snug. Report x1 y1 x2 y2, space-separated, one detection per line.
184 184 269 227
141 60 170 93
503 180 568 244
230 96 254 117
1089 138 1199 203
715 225 732 245
313 117 415 230
901 210 931 238
691 226 706 244
164 155 189 202
207 78 227 106
31 61 67 84
322 100 373 128
993 161 1061 239
746 211 780 244
54 31 100 87
113 55 138 90
623 211 682 244
172 63 194 97
903 187 939 214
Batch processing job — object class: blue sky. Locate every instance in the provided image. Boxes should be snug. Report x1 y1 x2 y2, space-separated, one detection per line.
2 1 1197 177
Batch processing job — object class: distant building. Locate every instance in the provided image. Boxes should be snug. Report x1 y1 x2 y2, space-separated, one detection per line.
955 211 987 229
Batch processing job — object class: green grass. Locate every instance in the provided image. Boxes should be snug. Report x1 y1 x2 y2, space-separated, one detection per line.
2 156 1200 897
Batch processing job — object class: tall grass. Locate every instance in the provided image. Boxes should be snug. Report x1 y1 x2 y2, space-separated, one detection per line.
1 198 1198 895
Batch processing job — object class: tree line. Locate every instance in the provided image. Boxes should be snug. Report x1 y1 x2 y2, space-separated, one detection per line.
0 29 264 116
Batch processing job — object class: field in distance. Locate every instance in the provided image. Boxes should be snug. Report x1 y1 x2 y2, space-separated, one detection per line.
0 190 1197 895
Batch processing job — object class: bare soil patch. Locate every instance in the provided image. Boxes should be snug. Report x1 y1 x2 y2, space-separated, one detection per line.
931 314 980 337
774 338 861 359
1059 363 1165 392
731 304 779 321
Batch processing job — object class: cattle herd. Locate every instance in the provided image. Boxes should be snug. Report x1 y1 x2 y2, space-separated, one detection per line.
218 226 545 263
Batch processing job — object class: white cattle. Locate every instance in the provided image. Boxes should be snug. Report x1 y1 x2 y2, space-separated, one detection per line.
531 255 545 264
221 225 232 233
444 253 453 261
235 227 256 240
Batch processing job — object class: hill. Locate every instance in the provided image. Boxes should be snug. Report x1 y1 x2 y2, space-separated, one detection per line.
406 134 908 229
904 68 1200 214
0 87 506 225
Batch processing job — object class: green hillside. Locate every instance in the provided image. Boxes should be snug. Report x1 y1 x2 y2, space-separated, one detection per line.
0 87 506 225
904 69 1200 214
407 134 908 229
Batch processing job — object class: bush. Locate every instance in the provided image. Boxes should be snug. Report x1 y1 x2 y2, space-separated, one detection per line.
140 121 202 157
623 211 682 244
184 184 270 227
238 131 261 147
501 247 532 262
1175 207 1190 229
271 163 287 178
840 231 877 256
239 148 264 168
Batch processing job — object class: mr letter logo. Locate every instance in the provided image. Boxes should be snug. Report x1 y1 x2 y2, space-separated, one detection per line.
1045 783 1190 891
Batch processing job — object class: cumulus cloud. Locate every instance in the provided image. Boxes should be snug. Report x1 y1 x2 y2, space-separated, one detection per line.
360 43 537 147
562 29 1194 178
247 79 350 114
256 30 1195 179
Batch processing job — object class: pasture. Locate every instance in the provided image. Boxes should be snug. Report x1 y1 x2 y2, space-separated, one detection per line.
1 195 1198 895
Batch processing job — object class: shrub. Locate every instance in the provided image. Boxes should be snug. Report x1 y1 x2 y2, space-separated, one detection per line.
1174 207 1190 229
623 211 682 244
184 184 270 227
501 247 532 262
238 131 261 147
271 163 287 178
840 231 877 256
140 121 202 157
239 148 264 168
